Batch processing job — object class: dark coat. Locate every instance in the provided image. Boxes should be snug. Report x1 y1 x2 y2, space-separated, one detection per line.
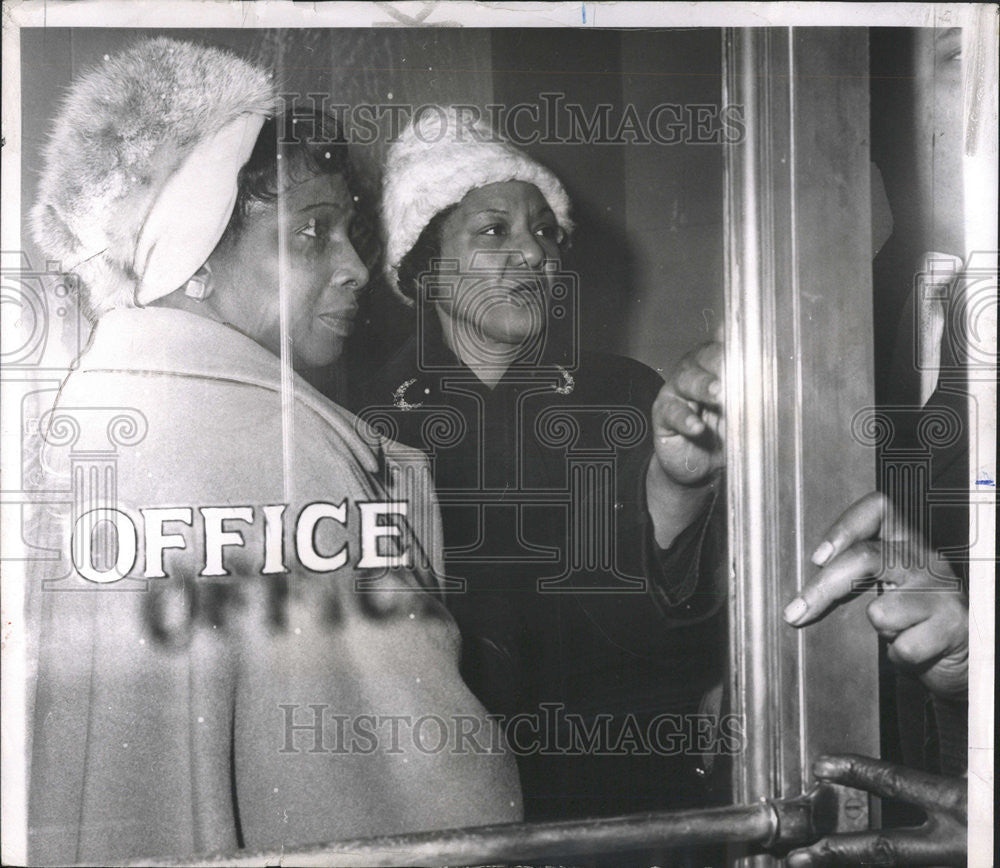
352 319 729 820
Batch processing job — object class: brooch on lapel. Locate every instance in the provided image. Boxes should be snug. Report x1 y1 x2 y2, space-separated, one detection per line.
393 378 424 410
554 365 575 395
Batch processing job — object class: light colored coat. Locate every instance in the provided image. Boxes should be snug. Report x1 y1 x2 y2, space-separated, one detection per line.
27 308 520 864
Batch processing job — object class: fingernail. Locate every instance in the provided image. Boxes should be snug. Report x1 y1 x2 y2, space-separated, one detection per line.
811 541 834 566
783 597 808 625
688 415 705 433
786 852 810 868
709 380 721 397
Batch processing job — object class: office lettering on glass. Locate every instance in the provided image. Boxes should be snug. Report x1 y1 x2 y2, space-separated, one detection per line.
69 500 415 584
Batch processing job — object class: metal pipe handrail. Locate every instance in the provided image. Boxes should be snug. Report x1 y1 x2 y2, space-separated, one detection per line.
127 786 837 868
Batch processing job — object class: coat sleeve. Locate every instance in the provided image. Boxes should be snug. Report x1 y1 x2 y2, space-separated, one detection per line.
605 353 727 627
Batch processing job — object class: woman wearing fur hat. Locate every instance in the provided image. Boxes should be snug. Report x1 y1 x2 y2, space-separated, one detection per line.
27 42 520 863
355 107 728 822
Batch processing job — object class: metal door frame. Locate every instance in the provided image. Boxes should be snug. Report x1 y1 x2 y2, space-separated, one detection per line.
722 26 882 863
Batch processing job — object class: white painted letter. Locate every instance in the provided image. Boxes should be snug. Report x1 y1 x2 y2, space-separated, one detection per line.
72 508 137 584
200 506 254 576
296 502 348 572
262 504 289 574
142 507 193 578
358 502 410 569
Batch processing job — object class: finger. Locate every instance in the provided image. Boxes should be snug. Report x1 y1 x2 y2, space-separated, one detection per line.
694 341 724 378
811 754 967 815
868 575 967 634
866 592 930 637
886 618 955 669
784 543 882 626
653 393 708 437
673 360 721 407
700 408 724 441
810 491 889 567
786 828 957 867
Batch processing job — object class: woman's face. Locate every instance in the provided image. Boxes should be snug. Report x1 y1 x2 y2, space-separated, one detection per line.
436 181 563 353
209 172 368 368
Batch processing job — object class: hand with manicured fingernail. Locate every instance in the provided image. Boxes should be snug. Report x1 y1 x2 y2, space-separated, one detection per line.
650 341 725 483
646 341 726 548
783 491 968 698
786 754 966 866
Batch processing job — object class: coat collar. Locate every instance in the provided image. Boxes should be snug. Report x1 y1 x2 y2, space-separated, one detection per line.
76 307 381 473
382 315 576 406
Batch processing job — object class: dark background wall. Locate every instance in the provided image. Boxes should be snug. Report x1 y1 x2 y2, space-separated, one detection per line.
489 29 725 375
491 29 630 361
21 27 725 380
869 27 965 408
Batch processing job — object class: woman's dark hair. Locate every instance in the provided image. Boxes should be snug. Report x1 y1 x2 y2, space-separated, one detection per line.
219 108 379 267
395 205 457 303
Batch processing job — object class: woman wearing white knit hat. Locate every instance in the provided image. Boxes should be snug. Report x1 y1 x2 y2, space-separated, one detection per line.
27 45 519 863
360 106 729 824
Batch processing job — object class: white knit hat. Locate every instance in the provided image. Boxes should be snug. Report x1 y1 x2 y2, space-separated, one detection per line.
381 105 574 297
31 38 274 317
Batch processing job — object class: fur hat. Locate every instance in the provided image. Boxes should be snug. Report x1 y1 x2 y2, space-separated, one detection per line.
381 105 574 296
31 38 274 317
